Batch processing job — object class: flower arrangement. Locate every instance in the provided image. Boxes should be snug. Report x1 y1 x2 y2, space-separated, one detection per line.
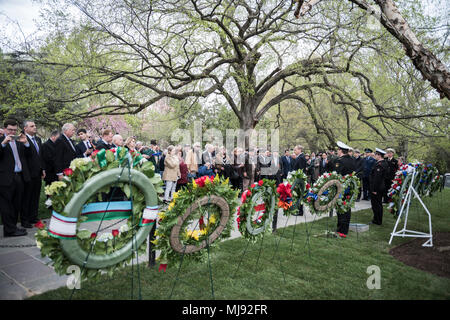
335 173 360 214
237 179 277 242
388 162 443 217
153 175 239 269
283 169 308 215
36 147 164 281
304 171 342 215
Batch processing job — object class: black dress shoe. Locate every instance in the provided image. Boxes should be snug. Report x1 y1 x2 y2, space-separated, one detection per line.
17 227 26 232
21 223 33 228
4 229 28 237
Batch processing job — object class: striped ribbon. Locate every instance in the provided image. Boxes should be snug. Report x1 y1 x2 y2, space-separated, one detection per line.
140 206 158 226
81 201 132 222
48 211 78 240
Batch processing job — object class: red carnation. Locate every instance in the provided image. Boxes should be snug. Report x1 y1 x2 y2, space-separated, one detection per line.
306 183 311 189
346 195 350 199
112 229 119 237
343 201 347 205
63 168 74 176
159 263 167 272
258 180 264 186
251 183 256 188
91 150 99 158
90 232 97 239
34 220 45 229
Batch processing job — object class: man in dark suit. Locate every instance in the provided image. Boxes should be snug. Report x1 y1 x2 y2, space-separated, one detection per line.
75 128 94 158
55 123 77 181
95 129 114 151
281 149 292 180
291 145 307 216
353 149 364 202
41 130 60 186
319 152 330 175
0 119 32 237
21 120 45 228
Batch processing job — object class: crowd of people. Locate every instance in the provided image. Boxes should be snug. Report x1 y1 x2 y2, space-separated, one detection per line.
0 119 401 238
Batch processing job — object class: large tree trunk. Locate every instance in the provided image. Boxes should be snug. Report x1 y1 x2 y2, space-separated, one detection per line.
296 0 450 99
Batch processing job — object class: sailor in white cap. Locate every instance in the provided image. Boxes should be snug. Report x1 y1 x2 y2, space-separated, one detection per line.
369 148 389 225
383 148 398 203
332 141 356 237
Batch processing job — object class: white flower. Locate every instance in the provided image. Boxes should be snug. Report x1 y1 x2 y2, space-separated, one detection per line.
97 233 113 242
119 224 130 233
45 198 52 208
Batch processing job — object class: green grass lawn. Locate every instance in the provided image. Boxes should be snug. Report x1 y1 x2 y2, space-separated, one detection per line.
29 188 450 300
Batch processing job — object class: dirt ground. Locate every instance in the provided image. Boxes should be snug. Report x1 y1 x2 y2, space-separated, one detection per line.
389 232 450 279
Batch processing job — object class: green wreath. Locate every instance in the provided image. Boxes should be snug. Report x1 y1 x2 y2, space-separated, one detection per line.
237 179 277 242
284 169 308 216
153 175 239 269
304 172 342 215
35 148 164 281
336 173 360 214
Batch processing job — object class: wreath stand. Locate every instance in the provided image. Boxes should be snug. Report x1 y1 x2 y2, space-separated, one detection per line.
389 168 433 247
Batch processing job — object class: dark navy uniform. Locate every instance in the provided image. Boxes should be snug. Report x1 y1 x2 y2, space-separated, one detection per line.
383 157 398 202
370 159 388 225
333 154 355 235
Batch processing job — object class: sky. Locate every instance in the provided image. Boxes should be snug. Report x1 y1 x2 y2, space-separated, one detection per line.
0 0 42 38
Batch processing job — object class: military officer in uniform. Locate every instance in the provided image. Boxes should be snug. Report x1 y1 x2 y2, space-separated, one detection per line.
383 148 398 203
332 141 356 237
370 148 388 225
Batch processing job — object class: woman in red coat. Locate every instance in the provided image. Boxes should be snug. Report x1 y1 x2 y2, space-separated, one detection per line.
176 148 189 191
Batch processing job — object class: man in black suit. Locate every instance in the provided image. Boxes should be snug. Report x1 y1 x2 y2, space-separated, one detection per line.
21 120 45 228
95 129 114 150
291 145 307 216
319 152 330 175
281 149 292 180
55 123 77 181
75 128 94 158
0 119 32 237
41 130 60 186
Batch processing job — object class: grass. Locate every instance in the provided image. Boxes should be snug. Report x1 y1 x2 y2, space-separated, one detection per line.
29 188 450 300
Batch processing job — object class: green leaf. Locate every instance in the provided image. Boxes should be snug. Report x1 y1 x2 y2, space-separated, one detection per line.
123 184 131 198
77 229 92 240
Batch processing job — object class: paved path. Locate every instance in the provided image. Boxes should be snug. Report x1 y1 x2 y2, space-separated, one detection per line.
0 200 371 300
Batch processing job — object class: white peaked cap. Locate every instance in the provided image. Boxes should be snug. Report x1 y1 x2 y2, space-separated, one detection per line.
336 141 351 150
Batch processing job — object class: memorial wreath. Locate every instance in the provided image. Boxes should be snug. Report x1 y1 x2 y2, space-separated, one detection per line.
35 147 163 281
153 175 239 270
237 179 277 242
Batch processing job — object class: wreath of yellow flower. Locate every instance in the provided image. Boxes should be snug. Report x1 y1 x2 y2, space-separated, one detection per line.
153 175 239 269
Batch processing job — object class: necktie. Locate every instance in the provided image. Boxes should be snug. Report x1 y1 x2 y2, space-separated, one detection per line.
32 136 39 153
10 141 22 172
67 137 76 152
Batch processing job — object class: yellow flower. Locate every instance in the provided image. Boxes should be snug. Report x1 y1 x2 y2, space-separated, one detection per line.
209 214 217 225
200 228 207 236
187 230 200 240
205 178 211 185
222 177 229 185
173 192 179 200
150 239 158 245
192 180 198 189
214 175 220 183
157 212 166 221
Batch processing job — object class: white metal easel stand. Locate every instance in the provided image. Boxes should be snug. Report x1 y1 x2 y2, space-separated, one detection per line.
389 168 433 247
